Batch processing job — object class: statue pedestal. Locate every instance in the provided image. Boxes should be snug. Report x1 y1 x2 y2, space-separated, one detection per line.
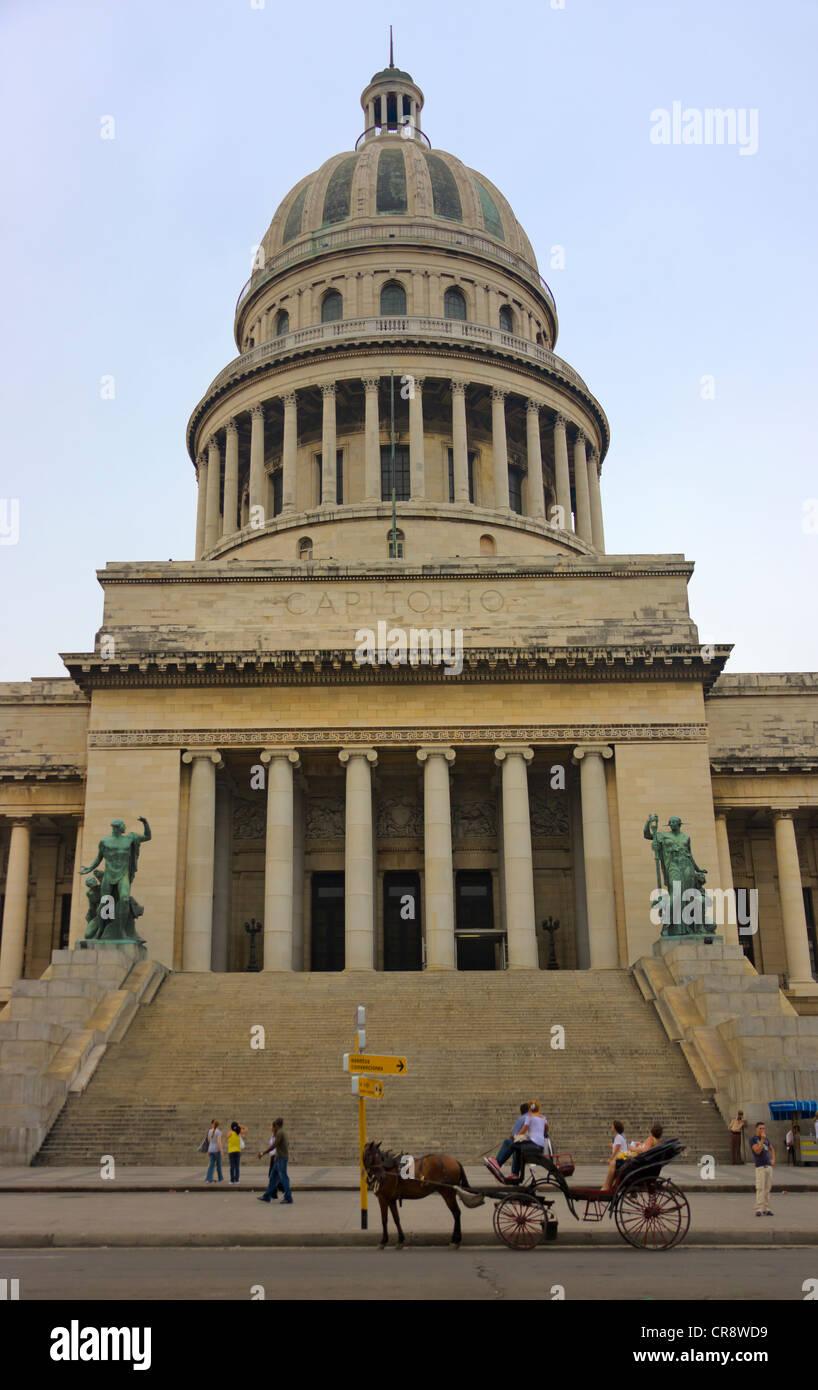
652 934 723 956
74 941 147 962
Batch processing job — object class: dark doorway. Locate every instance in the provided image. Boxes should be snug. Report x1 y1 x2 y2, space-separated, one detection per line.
383 872 422 970
455 870 502 970
311 872 345 971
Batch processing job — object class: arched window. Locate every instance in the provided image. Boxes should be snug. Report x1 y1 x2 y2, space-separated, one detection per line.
387 528 405 558
275 309 290 336
499 304 514 333
444 286 467 320
380 280 406 316
479 534 496 556
298 537 313 560
321 290 343 323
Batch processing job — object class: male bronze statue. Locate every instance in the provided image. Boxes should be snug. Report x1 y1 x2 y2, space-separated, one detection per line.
79 816 151 944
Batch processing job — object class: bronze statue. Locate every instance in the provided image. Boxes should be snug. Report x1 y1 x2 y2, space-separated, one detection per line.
80 816 151 944
644 813 710 936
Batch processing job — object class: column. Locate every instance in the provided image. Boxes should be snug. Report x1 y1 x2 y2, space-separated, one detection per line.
204 435 221 552
491 388 510 510
260 748 301 971
714 809 739 946
572 744 618 967
339 748 378 969
409 376 425 500
282 392 298 513
194 456 207 558
417 747 456 970
573 431 593 544
67 819 86 946
181 750 223 971
321 384 337 506
451 380 469 503
553 414 572 532
0 819 32 992
249 404 265 516
773 810 817 992
363 378 381 501
494 746 538 968
212 781 231 972
222 420 239 537
587 448 605 552
525 400 545 519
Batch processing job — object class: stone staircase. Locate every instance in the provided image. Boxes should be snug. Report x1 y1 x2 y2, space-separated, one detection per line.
36 970 729 1165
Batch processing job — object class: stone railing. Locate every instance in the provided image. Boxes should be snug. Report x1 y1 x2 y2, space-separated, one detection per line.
203 316 591 401
235 222 556 313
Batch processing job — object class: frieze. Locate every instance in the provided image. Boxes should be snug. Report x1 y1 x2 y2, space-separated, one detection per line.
376 796 424 839
529 790 569 837
89 723 709 748
306 795 345 840
232 799 266 840
452 800 496 840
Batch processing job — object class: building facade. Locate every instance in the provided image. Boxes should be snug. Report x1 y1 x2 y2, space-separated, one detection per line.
1 65 817 1002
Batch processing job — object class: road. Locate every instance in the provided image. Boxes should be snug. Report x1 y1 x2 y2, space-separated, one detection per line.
4 1247 817 1300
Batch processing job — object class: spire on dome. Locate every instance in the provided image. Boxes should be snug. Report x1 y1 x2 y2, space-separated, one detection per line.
359 49 426 146
389 24 394 67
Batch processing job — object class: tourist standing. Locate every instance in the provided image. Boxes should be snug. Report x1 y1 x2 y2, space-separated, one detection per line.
227 1121 247 1183
205 1119 223 1184
728 1111 746 1164
786 1126 796 1166
750 1121 775 1216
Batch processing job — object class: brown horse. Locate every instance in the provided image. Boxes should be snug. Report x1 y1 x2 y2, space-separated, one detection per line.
362 1140 484 1248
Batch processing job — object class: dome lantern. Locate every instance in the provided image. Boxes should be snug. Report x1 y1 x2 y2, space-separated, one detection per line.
359 39 425 145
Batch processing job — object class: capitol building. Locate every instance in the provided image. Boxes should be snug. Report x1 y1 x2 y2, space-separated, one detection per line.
1 60 816 1165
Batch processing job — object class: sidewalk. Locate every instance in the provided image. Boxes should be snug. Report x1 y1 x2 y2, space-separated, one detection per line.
1 1167 817 1247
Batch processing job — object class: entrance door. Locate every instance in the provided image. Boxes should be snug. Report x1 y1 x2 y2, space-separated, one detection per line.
455 870 503 970
311 872 345 971
383 872 422 970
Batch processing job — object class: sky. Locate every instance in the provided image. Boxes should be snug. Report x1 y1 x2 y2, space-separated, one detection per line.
0 0 816 679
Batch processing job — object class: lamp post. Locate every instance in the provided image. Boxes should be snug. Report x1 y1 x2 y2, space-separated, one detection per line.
542 916 560 970
245 918 262 972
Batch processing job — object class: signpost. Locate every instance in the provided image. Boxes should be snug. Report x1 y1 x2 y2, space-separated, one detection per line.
344 1007 408 1229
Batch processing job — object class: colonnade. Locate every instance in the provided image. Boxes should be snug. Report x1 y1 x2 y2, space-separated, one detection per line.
178 741 618 974
194 379 606 557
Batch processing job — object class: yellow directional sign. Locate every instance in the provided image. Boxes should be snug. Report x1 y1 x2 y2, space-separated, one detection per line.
343 1052 408 1076
351 1076 384 1099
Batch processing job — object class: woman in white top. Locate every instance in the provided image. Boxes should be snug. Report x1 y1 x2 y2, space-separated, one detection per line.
205 1118 223 1184
602 1120 629 1191
511 1101 548 1181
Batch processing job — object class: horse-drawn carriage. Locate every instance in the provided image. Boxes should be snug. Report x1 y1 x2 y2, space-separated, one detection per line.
363 1137 690 1252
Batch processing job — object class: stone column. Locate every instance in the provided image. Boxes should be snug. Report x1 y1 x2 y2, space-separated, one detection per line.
194 456 207 558
494 746 538 968
212 781 231 972
714 809 740 946
573 431 593 544
204 436 221 552
773 810 817 991
553 414 572 532
491 388 510 510
451 380 470 503
526 400 545 519
249 405 265 517
260 748 301 971
321 384 337 506
0 819 32 992
222 420 239 537
363 378 381 501
573 744 618 967
409 376 425 500
182 750 223 971
417 747 456 970
67 819 86 946
587 448 605 552
282 392 298 513
339 748 378 969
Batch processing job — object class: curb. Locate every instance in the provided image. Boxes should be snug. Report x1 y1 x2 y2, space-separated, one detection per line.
4 1183 818 1194
2 1229 816 1249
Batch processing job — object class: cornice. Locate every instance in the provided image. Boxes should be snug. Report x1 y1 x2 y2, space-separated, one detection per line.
95 556 696 584
0 765 86 783
710 757 818 775
60 644 731 695
88 723 709 751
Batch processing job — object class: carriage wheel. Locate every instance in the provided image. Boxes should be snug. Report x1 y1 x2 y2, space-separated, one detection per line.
614 1178 690 1251
493 1194 545 1251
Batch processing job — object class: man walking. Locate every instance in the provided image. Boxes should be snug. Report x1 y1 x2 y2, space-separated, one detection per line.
750 1121 775 1216
258 1116 293 1205
728 1110 746 1164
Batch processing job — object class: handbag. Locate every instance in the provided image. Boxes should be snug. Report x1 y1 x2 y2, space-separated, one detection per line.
239 1136 245 1151
198 1134 210 1154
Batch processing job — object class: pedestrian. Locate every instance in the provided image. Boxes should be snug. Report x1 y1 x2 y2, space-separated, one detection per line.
257 1121 283 1200
204 1118 223 1184
227 1121 247 1183
785 1126 796 1166
814 1115 818 1142
258 1116 293 1205
482 1102 529 1181
750 1121 775 1216
728 1110 746 1164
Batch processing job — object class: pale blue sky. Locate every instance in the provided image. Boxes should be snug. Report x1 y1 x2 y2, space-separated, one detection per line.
1 0 816 679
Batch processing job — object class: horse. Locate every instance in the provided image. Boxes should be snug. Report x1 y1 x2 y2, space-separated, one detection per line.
362 1140 484 1248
